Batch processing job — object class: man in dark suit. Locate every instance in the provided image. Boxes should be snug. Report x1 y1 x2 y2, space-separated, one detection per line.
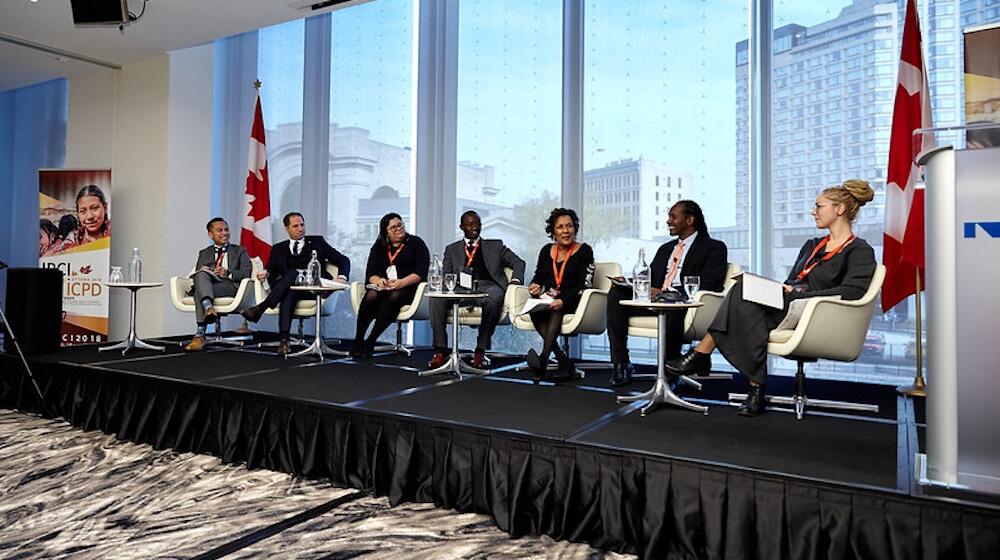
184 217 253 351
427 210 526 369
606 200 728 386
241 212 351 355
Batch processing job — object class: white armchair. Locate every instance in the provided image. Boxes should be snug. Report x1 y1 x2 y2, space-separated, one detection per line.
729 264 887 419
170 270 254 346
510 262 617 375
253 262 342 347
349 281 430 355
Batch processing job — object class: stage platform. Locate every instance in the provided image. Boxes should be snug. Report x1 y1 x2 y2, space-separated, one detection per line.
2 335 998 559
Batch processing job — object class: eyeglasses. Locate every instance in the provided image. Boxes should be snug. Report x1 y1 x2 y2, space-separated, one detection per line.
813 203 838 210
387 224 405 231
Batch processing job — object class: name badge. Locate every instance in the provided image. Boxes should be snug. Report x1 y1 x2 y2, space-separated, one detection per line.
459 271 473 289
386 265 398 280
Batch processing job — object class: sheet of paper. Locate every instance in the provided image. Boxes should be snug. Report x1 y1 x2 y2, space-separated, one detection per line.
459 271 473 289
740 272 784 309
517 294 554 316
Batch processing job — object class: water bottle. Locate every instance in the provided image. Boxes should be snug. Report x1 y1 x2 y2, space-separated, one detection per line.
307 250 321 286
632 247 650 301
128 248 142 282
428 252 442 292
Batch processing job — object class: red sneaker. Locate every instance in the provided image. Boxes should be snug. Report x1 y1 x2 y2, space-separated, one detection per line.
472 350 491 369
426 352 448 369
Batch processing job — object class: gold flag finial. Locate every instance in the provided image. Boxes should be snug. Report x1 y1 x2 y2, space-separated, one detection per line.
253 79 262 90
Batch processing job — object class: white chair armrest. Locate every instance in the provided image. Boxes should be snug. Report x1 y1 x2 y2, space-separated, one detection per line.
397 282 430 321
169 275 194 311
768 295 875 361
510 285 534 330
682 289 726 340
560 288 609 335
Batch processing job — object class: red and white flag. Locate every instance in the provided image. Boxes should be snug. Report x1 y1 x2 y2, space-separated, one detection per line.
882 0 933 312
241 92 272 264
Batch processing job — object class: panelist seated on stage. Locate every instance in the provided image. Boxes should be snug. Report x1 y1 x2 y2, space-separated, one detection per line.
241 212 350 356
524 208 595 381
606 200 728 387
427 210 526 370
184 217 253 352
351 212 430 359
667 179 877 417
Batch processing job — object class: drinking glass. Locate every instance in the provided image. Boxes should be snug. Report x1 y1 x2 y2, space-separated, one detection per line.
683 275 701 303
295 269 307 286
634 276 650 302
444 273 457 294
427 271 441 292
109 266 123 284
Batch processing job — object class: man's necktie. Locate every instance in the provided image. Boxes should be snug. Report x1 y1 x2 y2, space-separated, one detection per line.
662 239 685 290
292 240 301 256
214 246 226 267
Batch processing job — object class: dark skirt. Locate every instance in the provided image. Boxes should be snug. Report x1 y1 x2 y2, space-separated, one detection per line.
707 279 788 386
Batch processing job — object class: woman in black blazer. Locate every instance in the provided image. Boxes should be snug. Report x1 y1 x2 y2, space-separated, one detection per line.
524 208 595 380
351 213 430 359
667 179 878 416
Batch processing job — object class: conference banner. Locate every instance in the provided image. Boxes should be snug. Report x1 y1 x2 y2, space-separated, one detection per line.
38 169 112 345
963 23 1000 147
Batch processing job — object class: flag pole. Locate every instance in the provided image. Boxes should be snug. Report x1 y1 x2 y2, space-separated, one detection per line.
897 268 926 397
236 78 264 336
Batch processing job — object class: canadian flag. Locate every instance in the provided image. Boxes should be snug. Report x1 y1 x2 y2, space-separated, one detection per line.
882 0 932 312
241 92 272 264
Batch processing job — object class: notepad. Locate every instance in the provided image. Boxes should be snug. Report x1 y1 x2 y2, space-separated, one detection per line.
739 272 784 309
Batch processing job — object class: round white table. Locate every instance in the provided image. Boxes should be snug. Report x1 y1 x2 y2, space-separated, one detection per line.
616 299 708 415
419 291 489 379
100 282 166 355
287 283 350 360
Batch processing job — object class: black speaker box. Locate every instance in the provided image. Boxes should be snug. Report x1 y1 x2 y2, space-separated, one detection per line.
4 267 63 355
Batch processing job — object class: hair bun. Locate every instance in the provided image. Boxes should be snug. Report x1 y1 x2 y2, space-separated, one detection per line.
841 179 874 206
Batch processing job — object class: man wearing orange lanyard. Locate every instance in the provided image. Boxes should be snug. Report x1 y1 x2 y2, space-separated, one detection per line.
427 211 525 369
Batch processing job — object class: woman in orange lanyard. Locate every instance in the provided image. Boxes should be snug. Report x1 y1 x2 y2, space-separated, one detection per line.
352 212 430 359
667 179 878 416
525 208 595 380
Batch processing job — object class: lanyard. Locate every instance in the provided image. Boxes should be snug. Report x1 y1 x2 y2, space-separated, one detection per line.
550 243 579 289
464 240 480 267
387 243 405 265
796 235 854 281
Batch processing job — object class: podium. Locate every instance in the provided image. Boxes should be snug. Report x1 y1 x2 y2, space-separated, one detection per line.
3 267 63 355
918 144 1000 496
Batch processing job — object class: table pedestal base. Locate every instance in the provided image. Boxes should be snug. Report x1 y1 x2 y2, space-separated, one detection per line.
615 303 708 416
287 292 349 360
100 287 165 356
618 375 708 415
419 301 489 379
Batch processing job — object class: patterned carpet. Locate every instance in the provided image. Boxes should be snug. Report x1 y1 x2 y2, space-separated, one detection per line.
0 410 632 559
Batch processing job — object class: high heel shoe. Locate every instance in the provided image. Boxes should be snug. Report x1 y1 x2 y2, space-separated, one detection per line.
526 348 545 378
737 384 766 417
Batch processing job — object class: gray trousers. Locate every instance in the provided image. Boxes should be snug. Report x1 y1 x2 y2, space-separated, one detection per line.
430 280 505 351
191 270 237 325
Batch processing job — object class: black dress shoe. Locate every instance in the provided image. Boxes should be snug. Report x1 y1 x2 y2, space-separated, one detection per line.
737 384 766 417
665 348 712 377
241 304 264 323
610 361 634 387
526 348 545 376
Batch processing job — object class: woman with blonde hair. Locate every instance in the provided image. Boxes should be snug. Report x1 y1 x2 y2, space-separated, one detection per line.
666 179 878 416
